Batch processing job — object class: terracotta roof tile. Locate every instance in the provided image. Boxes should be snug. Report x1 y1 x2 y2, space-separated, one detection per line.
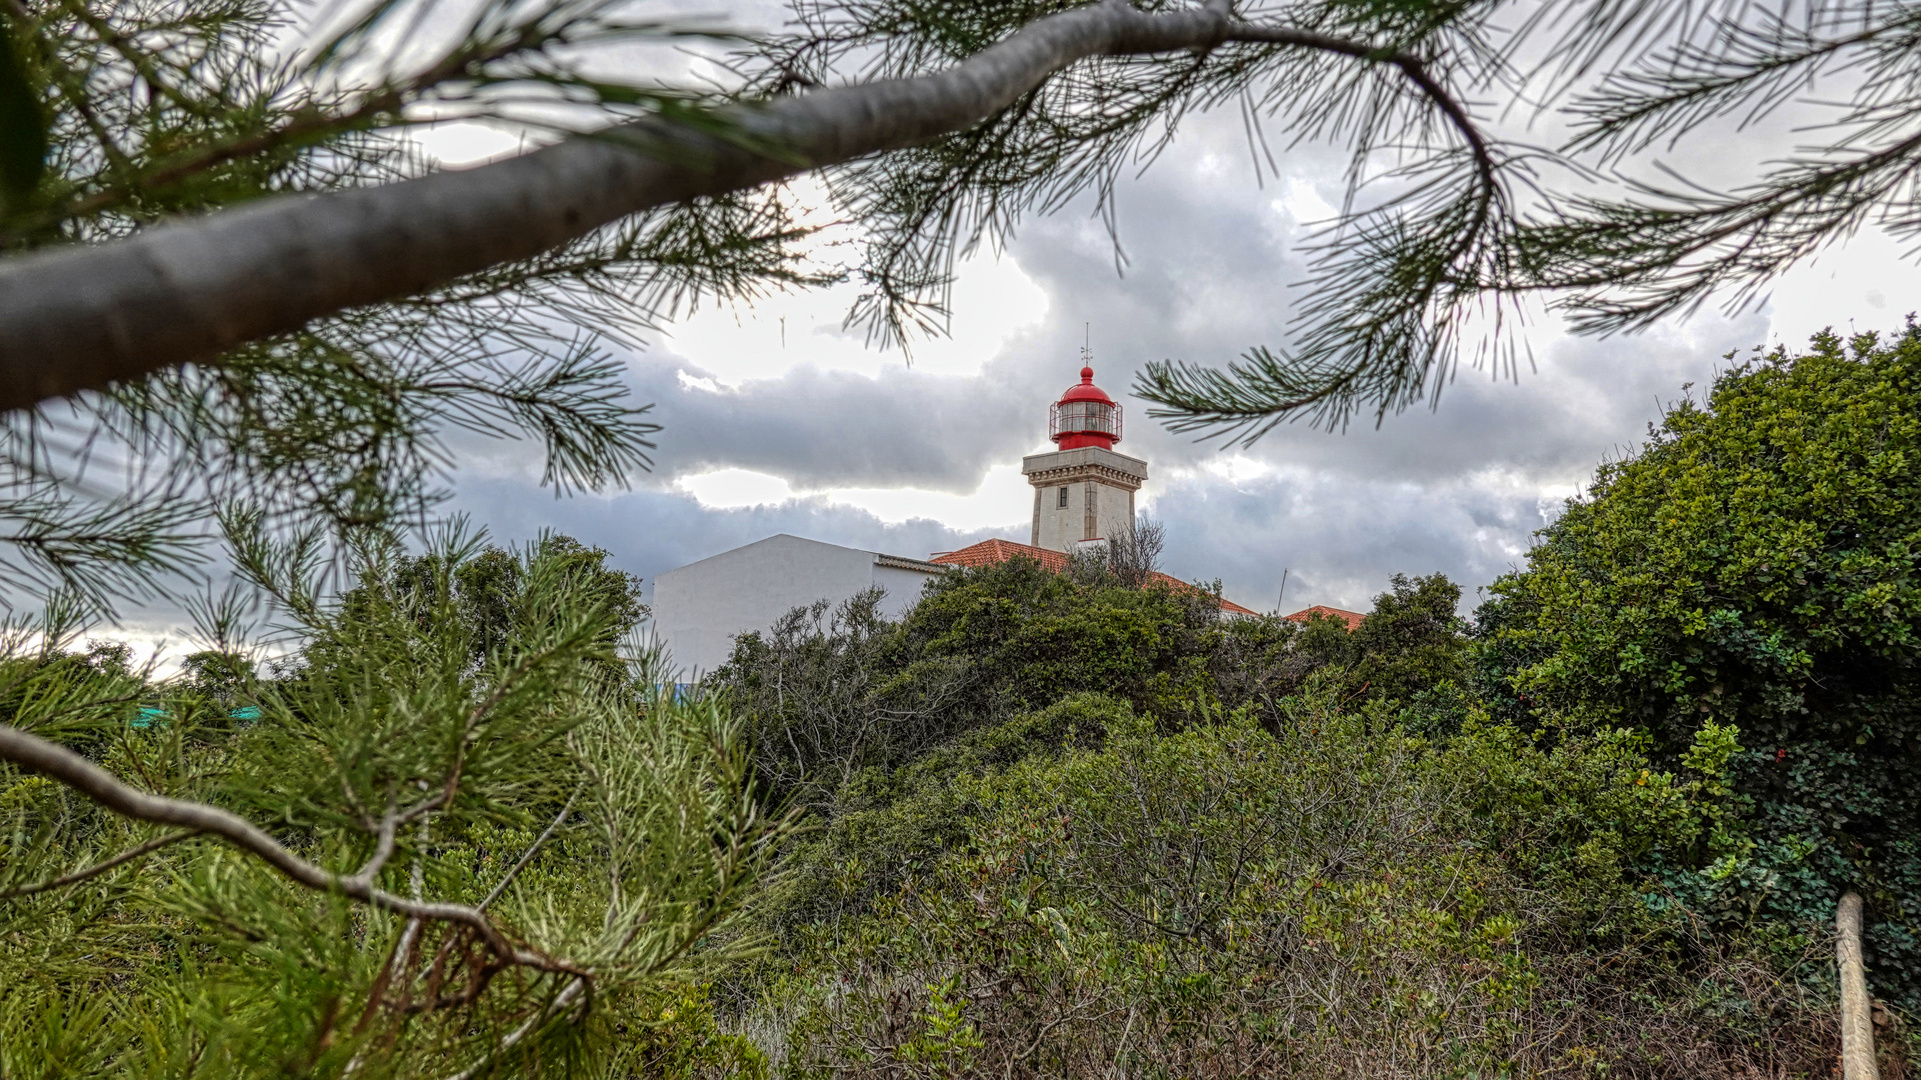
931 538 1070 573
1282 605 1366 631
929 539 1260 616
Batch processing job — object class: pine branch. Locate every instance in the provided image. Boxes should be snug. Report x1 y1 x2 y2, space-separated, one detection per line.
0 0 1493 415
0 721 582 978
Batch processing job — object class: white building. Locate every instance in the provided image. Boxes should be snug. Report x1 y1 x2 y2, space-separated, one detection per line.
650 534 944 673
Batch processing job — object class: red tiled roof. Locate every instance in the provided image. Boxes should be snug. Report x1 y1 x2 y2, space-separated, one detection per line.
931 538 1069 573
1282 605 1366 631
929 539 1260 617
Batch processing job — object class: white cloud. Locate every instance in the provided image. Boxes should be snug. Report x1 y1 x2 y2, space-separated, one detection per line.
662 245 1049 382
1765 227 1921 346
676 369 727 394
816 464 1032 532
676 468 796 508
411 120 524 168
672 463 1031 534
1276 176 1339 225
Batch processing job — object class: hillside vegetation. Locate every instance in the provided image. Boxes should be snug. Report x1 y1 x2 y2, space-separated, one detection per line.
3 330 1920 1078
703 328 1921 1078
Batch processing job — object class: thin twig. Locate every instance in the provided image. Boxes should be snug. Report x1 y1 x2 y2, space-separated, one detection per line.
480 786 580 911
346 789 403 889
440 975 589 1080
0 828 199 899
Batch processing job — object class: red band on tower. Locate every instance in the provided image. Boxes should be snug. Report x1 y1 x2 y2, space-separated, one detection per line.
1049 365 1121 449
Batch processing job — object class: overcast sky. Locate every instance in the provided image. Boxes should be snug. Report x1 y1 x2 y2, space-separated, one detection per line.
429 10 1921 620
97 1 1921 660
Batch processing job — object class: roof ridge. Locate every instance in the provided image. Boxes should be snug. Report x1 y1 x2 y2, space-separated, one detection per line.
1281 604 1366 630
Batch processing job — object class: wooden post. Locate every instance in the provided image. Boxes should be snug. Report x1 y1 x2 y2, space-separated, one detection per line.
1838 891 1879 1080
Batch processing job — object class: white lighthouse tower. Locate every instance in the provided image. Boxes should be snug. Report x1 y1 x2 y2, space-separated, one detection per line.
1022 364 1148 553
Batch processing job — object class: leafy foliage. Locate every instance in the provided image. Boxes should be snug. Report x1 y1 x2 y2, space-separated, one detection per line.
1280 572 1472 714
740 703 1838 1079
704 473 1919 1073
716 556 1318 816
1478 326 1921 1007
716 557 1495 944
1347 572 1469 703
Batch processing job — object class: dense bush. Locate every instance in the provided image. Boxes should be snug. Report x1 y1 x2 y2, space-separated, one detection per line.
18 323 1914 1077
1478 327 1921 1008
709 550 1871 1076
715 558 1305 818
737 704 1836 1078
717 557 1472 821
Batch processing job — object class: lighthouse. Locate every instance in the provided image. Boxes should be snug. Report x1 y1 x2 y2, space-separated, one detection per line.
648 361 1275 671
1021 365 1149 553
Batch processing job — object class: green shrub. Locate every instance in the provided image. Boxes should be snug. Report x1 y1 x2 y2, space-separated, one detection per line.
1477 327 1921 1007
746 692 1129 944
737 701 1836 1078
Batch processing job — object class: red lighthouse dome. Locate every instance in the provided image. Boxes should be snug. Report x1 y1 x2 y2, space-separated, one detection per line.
1049 365 1121 450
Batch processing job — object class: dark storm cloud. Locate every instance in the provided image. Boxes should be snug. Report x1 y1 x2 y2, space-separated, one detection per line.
445 477 1004 593
636 362 1030 491
1147 469 1548 615
443 340 1036 494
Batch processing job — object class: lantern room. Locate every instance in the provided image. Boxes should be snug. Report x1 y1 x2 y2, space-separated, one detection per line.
1048 366 1122 449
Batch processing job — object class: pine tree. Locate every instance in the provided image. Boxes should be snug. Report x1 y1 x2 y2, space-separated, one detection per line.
4 2 1914 441
1 529 788 1076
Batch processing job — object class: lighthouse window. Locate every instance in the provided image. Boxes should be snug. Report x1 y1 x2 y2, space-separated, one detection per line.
1058 486 1069 509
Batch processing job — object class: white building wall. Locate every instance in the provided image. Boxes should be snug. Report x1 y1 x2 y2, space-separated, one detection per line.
873 563 941 617
650 534 939 675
